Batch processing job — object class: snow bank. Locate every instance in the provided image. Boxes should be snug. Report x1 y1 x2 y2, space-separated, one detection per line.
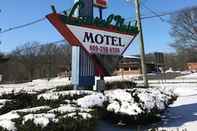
107 101 120 113
16 106 51 113
0 99 11 105
0 111 20 131
0 111 20 121
64 112 92 120
0 77 71 96
22 113 57 128
165 68 175 73
105 89 133 102
176 72 197 79
0 99 11 109
37 90 96 100
102 75 141 83
77 93 106 108
0 119 16 131
49 104 77 114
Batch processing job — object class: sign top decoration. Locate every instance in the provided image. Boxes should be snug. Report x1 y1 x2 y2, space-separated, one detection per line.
47 1 138 56
93 0 108 8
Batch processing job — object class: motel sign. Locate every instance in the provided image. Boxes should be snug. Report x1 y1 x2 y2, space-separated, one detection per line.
47 0 138 88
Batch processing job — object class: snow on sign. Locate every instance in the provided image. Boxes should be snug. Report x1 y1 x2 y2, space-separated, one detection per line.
93 0 108 8
47 1 138 56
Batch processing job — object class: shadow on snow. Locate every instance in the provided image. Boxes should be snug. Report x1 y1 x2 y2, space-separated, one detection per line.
162 103 197 127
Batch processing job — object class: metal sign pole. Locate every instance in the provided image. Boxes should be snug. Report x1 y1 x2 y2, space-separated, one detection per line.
72 0 95 90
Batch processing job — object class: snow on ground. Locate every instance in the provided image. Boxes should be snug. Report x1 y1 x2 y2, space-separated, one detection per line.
22 113 57 128
16 106 51 113
63 112 92 120
37 90 96 100
0 111 20 131
176 72 197 79
145 72 197 131
160 86 197 131
48 104 92 114
103 75 141 81
0 99 11 105
0 99 11 109
0 72 197 130
0 119 16 131
0 106 52 131
49 104 77 114
0 77 71 95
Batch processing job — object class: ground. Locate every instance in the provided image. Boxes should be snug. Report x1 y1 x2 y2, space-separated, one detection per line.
144 73 197 131
0 72 196 131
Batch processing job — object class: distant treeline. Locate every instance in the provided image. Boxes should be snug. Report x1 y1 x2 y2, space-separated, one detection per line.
0 42 71 82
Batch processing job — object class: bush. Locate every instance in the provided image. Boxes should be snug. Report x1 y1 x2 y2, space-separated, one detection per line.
0 93 38 115
105 80 136 90
0 127 8 131
55 85 73 91
12 116 96 131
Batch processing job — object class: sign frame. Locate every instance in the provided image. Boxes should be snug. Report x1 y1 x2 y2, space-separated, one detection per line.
47 13 137 56
47 1 138 76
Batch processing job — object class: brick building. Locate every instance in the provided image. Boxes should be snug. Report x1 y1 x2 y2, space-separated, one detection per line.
186 63 197 72
113 56 157 76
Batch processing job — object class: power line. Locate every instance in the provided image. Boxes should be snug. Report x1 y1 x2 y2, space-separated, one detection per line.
0 8 176 35
0 17 46 34
125 11 175 22
0 7 73 35
141 3 166 22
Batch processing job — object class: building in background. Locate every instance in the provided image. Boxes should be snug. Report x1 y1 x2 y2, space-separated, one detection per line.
113 56 157 76
186 63 197 72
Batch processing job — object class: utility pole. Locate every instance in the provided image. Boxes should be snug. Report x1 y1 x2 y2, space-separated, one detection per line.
0 10 1 45
134 0 148 87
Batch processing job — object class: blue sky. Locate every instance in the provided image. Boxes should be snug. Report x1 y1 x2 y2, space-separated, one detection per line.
0 0 197 55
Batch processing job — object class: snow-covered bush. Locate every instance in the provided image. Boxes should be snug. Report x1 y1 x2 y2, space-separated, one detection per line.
103 88 177 124
0 79 177 130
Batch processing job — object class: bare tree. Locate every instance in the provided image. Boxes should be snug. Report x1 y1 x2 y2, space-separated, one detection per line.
170 6 197 49
38 43 70 80
0 42 71 82
12 42 41 81
170 6 197 69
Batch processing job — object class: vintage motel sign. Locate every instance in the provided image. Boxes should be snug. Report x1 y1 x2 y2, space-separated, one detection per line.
47 14 138 55
47 0 138 77
65 24 135 56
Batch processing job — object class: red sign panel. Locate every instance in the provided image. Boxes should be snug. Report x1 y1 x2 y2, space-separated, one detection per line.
93 0 107 8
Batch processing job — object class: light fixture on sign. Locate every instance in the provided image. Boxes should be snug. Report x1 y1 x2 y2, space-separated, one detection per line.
93 0 108 8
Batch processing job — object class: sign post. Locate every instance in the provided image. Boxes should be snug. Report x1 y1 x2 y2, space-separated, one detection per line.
72 0 95 90
93 0 108 19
